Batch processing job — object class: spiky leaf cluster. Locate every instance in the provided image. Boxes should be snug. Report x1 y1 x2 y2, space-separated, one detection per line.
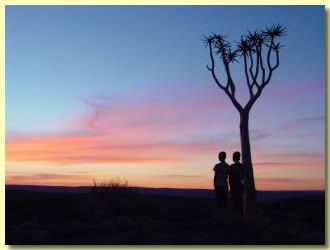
203 33 239 64
235 24 286 58
204 24 285 68
263 24 286 39
204 24 285 64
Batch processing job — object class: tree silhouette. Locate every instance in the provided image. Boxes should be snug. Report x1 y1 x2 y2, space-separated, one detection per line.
203 24 286 215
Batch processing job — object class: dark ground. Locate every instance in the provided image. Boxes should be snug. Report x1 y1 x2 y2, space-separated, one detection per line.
5 188 325 245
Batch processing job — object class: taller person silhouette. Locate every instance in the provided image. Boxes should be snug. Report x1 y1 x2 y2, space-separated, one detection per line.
228 152 245 214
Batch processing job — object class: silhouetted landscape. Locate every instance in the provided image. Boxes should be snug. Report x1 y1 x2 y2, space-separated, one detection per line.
6 185 325 245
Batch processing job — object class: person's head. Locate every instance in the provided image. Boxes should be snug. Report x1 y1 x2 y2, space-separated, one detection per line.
233 151 241 163
218 151 226 162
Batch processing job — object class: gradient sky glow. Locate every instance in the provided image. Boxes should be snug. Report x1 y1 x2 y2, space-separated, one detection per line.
5 5 325 190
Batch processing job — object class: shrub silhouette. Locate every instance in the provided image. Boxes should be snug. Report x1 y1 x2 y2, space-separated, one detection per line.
91 178 129 194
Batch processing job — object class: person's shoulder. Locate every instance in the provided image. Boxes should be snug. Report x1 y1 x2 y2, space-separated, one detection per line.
219 162 230 168
213 163 220 171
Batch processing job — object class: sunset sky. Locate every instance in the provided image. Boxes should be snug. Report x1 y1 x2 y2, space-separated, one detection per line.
5 6 325 190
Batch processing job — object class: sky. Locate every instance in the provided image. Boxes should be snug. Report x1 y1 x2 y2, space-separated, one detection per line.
5 5 325 190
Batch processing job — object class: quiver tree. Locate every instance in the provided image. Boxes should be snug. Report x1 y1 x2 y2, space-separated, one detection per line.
204 24 286 215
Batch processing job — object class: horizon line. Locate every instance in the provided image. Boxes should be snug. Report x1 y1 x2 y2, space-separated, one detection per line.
5 184 325 192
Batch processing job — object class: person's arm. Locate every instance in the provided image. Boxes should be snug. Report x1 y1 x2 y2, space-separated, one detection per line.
213 165 217 187
225 165 229 188
214 174 216 188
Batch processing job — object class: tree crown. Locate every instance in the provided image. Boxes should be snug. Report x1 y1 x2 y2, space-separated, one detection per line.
204 24 286 113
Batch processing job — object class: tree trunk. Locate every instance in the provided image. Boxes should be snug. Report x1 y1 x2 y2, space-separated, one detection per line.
239 111 257 216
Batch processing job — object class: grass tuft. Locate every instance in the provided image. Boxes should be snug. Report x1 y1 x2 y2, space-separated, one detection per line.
91 177 129 194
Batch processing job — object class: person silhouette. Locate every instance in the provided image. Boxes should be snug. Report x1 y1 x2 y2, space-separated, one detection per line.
213 151 229 208
228 151 245 213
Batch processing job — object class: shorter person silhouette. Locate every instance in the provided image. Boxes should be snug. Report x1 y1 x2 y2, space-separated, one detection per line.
228 151 245 213
213 151 229 208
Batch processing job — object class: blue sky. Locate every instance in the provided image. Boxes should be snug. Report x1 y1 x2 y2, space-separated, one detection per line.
6 6 324 131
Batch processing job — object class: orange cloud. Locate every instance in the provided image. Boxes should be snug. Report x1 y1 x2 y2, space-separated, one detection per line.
5 173 93 186
6 133 222 166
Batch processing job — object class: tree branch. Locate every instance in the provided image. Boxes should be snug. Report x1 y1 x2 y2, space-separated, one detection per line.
248 50 255 83
245 40 280 112
259 44 266 85
218 40 236 97
272 50 280 71
265 38 275 84
248 50 259 94
207 41 226 91
243 53 253 97
254 45 260 87
207 41 242 113
225 88 243 112
248 45 263 95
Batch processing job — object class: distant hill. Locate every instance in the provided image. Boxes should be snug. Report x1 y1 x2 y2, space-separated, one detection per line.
5 184 324 202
